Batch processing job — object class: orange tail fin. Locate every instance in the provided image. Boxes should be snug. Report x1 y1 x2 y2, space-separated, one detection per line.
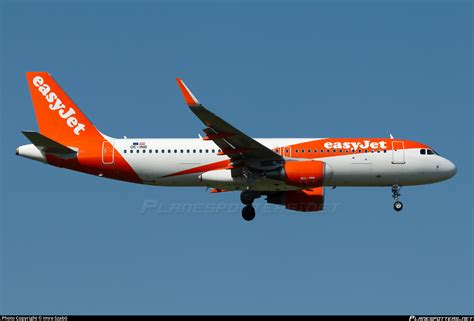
26 72 104 148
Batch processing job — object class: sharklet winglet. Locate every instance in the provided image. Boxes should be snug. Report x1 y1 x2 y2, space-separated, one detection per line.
176 78 200 106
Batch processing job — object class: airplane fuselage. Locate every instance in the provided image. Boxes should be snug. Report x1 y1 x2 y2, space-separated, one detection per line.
18 137 457 191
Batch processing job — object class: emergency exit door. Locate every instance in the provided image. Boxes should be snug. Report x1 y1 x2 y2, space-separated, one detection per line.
102 141 115 165
391 141 405 164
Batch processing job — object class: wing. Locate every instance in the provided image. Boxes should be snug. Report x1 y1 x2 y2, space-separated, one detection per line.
176 78 283 166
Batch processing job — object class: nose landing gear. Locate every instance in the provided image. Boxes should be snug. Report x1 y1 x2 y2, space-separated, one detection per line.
240 189 256 221
392 185 403 212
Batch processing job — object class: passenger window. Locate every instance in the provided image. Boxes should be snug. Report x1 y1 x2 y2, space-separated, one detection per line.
187 149 190 153
180 149 183 153
193 149 196 153
162 149 165 153
130 150 133 153
286 149 289 154
339 150 342 153
212 149 215 153
142 150 146 153
168 149 171 153
301 149 304 154
149 149 152 153
199 149 202 153
124 150 127 153
155 149 158 153
320 149 323 153
206 149 209 153
314 149 318 153
295 149 299 153
308 149 311 153
427 149 434 155
420 149 426 155
174 149 177 153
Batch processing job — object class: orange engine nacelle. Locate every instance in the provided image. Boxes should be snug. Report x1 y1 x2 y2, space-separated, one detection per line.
266 160 330 187
267 188 325 212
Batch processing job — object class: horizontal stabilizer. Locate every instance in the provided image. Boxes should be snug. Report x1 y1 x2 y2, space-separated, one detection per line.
22 131 78 159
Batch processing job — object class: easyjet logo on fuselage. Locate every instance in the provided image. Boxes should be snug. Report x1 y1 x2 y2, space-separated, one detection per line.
32 76 86 135
323 140 387 150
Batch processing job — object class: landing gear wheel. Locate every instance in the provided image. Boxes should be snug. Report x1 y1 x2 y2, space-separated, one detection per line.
240 190 255 205
393 201 403 212
391 185 403 212
242 205 256 221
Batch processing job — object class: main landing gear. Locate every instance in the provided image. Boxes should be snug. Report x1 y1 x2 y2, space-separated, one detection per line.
392 185 403 212
240 190 256 221
242 205 256 221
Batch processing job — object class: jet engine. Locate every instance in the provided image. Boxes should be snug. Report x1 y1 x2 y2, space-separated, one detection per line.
265 160 332 187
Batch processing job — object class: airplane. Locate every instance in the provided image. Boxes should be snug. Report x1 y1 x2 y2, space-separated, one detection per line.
17 72 457 221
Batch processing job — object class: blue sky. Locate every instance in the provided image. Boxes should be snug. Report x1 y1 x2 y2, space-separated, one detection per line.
1 0 472 315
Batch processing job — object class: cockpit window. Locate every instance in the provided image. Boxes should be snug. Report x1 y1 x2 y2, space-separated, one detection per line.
427 149 434 155
420 149 426 155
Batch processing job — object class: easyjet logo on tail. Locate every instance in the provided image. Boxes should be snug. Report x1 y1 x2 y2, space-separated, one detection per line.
32 76 86 135
324 140 387 150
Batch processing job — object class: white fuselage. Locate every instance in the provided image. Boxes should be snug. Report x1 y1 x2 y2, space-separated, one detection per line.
109 138 456 191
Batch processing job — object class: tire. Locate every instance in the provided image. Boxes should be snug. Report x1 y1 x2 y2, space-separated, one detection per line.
240 190 255 205
242 205 256 221
393 201 403 212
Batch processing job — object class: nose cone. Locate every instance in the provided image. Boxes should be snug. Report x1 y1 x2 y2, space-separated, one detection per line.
445 159 457 178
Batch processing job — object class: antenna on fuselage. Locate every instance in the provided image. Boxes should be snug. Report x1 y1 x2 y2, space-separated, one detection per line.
390 133 394 139
198 133 203 140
